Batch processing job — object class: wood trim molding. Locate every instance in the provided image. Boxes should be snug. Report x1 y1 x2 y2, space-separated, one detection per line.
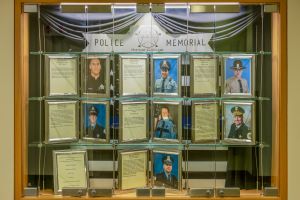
13 1 288 200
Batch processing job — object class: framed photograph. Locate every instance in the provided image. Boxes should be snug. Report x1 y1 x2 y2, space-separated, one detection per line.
152 150 181 190
190 55 218 97
81 101 109 142
152 54 181 96
152 101 182 143
119 54 149 96
222 54 255 97
222 101 256 144
53 150 89 194
119 101 149 143
81 54 110 97
192 101 220 143
45 100 79 143
45 54 79 96
118 150 148 190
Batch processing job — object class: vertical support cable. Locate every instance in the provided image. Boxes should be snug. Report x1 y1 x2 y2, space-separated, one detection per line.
259 4 265 193
111 3 117 193
213 3 218 191
37 4 43 192
185 2 189 190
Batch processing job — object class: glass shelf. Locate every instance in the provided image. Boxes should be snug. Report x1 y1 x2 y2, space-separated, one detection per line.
28 140 269 150
30 51 272 56
28 96 271 102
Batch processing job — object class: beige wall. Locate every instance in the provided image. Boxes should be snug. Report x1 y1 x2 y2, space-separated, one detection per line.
0 0 14 199
0 0 299 200
288 0 300 200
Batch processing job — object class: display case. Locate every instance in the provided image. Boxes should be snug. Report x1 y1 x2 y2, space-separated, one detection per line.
14 0 287 200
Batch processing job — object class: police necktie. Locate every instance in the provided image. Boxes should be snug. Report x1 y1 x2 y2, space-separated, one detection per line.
161 79 166 93
238 79 243 93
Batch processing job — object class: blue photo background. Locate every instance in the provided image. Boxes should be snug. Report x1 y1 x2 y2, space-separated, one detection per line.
225 57 251 91
225 104 252 138
154 58 178 83
153 152 179 179
84 103 106 129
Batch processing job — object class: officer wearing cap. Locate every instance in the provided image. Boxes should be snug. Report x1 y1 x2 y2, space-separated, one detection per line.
86 105 106 139
86 58 105 94
225 59 249 94
227 106 250 139
154 60 178 93
155 155 178 189
154 106 177 139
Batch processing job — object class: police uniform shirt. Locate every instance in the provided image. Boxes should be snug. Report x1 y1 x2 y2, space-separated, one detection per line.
228 123 249 139
86 123 106 139
85 74 105 93
155 119 177 139
155 172 178 189
225 77 248 93
155 76 177 93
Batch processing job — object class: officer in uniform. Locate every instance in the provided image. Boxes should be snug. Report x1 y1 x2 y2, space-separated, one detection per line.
225 59 249 94
85 58 105 94
154 106 177 139
154 60 177 93
228 106 251 140
155 155 178 189
86 105 106 139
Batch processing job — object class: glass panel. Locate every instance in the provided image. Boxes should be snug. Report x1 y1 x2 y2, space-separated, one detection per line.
84 3 115 192
187 2 219 192
25 2 279 198
28 10 44 193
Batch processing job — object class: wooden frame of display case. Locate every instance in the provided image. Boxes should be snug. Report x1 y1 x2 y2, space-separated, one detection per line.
14 0 287 199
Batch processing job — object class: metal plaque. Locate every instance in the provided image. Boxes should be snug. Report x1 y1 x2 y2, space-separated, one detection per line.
136 188 151 197
152 188 165 197
23 4 38 13
62 188 87 197
88 188 113 197
189 188 214 197
23 187 38 196
264 187 279 196
216 188 240 197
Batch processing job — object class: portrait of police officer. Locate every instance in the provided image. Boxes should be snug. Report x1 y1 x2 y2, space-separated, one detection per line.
225 59 249 94
85 58 106 94
154 60 178 94
86 105 106 139
227 106 251 140
154 155 178 189
154 106 177 139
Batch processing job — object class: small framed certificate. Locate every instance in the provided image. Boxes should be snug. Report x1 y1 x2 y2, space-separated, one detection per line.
190 55 218 97
45 54 78 96
81 101 110 143
45 101 79 143
152 150 181 190
119 101 149 143
222 101 256 144
152 101 182 143
119 54 149 96
222 54 255 97
81 54 110 97
53 150 89 194
118 150 148 190
192 101 220 143
152 54 181 97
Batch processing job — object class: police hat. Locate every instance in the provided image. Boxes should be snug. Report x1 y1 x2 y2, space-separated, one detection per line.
89 105 98 115
230 60 245 70
160 60 171 71
162 155 174 165
231 106 245 116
